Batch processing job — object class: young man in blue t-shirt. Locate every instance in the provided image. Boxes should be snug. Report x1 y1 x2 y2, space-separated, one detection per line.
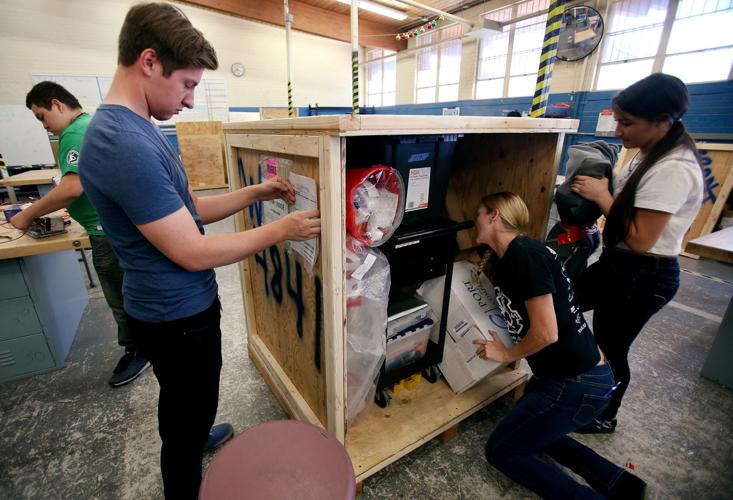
79 4 320 499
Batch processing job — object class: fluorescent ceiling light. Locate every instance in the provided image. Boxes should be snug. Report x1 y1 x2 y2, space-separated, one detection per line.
336 0 408 21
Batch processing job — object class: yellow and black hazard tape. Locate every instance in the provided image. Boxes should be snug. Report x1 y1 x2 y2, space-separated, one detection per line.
530 0 566 118
681 267 733 286
287 80 294 117
352 51 359 114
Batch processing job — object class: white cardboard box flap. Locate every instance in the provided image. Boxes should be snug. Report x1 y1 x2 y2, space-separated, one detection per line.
420 261 514 393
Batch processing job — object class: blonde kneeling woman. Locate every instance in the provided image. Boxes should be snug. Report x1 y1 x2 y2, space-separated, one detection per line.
473 192 645 499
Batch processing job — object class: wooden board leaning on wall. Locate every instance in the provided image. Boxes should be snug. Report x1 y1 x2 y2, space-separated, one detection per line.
176 121 228 190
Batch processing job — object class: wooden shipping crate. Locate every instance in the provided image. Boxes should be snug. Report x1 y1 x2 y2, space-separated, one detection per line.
223 115 578 482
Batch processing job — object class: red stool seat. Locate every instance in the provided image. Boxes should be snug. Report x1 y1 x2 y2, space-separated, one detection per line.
199 420 356 500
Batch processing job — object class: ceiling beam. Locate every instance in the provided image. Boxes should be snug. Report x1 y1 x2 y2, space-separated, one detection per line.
180 0 406 51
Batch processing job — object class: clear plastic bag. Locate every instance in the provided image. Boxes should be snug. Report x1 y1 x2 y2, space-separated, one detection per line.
345 236 390 425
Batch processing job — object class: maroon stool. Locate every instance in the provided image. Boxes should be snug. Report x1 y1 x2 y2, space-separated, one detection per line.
199 420 356 500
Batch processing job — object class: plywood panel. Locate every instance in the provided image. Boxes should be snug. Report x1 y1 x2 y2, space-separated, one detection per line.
236 147 327 426
447 133 561 249
176 121 228 190
260 107 299 120
686 226 733 264
684 147 733 249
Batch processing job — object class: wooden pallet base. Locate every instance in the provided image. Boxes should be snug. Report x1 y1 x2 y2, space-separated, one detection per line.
438 424 460 444
346 368 527 483
248 333 527 484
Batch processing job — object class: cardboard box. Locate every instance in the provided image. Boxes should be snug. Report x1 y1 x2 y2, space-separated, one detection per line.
419 261 514 393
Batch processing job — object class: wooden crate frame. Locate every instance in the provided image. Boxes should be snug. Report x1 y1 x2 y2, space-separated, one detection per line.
224 115 578 482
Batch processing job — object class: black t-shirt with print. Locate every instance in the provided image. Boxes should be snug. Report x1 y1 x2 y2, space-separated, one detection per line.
489 235 600 378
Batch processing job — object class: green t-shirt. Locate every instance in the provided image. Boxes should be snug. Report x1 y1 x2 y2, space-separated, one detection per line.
59 113 103 235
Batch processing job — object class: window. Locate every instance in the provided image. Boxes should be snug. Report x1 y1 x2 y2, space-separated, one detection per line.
476 0 550 99
596 0 669 90
475 7 512 99
596 0 733 90
415 24 464 103
663 0 733 83
365 48 396 107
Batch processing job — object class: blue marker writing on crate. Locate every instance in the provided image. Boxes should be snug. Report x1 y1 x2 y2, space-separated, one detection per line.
603 382 622 399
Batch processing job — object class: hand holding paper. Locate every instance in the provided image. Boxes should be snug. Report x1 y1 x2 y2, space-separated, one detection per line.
259 175 296 204
279 209 321 241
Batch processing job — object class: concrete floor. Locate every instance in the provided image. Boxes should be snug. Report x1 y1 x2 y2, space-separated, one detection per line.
1 203 732 499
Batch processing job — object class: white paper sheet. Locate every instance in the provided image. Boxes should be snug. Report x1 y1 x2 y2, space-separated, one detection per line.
288 172 319 268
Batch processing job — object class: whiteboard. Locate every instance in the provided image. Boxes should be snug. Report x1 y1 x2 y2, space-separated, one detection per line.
29 74 229 124
0 105 55 166
32 75 104 113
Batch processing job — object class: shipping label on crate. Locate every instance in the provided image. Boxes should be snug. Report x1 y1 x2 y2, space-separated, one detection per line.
261 156 292 226
258 155 319 269
288 172 319 269
405 167 431 212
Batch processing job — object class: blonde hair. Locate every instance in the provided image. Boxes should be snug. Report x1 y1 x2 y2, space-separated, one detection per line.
480 192 530 232
475 192 530 276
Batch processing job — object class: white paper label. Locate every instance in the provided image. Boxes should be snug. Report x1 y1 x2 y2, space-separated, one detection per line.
405 167 430 212
287 172 319 269
351 253 377 281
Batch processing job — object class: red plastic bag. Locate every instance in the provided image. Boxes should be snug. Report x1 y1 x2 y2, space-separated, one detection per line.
345 165 405 247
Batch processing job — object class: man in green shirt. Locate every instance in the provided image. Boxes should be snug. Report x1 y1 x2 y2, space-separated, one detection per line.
10 81 149 387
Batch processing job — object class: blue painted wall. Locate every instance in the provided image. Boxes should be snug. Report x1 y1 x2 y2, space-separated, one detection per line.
367 81 733 173
165 81 733 170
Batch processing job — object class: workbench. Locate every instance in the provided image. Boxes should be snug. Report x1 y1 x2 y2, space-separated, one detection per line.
687 226 733 389
223 114 578 483
0 168 60 203
0 216 90 382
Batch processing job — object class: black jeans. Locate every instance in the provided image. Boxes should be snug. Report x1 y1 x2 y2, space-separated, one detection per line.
486 363 623 499
577 249 679 420
127 297 222 500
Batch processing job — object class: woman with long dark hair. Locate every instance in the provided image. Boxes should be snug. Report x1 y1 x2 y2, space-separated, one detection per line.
571 73 703 433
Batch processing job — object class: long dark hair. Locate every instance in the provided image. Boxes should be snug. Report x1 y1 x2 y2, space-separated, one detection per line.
603 73 701 248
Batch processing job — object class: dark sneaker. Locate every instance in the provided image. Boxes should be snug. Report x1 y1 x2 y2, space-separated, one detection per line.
609 470 647 500
108 352 151 387
575 417 617 434
204 423 234 451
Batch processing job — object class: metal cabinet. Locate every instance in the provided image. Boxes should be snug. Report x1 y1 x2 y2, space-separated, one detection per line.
0 251 88 382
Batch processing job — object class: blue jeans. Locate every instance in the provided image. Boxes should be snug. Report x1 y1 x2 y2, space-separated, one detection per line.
577 249 680 420
485 363 625 499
